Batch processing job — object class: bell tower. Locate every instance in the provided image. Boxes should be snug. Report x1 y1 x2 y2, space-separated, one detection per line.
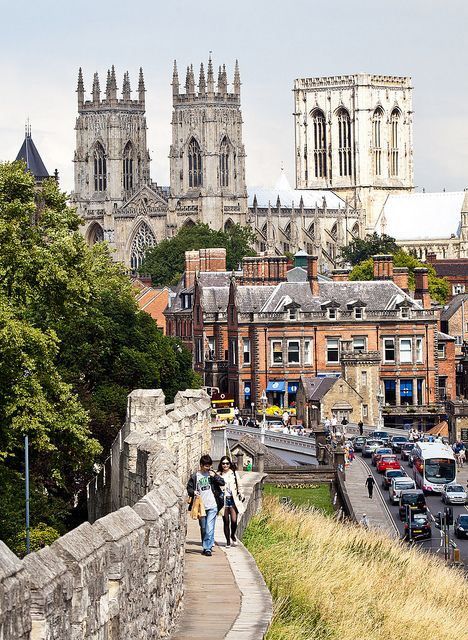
168 57 248 230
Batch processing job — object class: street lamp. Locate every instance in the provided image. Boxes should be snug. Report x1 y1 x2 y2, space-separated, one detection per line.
376 386 384 430
260 389 268 444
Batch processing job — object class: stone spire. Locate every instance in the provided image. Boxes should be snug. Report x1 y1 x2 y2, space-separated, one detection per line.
198 62 206 97
217 65 223 94
138 67 145 105
207 54 214 98
122 71 131 100
185 65 195 96
109 65 117 102
266 201 275 254
172 60 179 98
92 72 100 104
233 59 241 96
77 67 84 108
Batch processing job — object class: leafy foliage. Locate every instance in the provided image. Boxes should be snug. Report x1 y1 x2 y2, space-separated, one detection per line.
349 250 449 304
340 232 399 266
140 222 256 286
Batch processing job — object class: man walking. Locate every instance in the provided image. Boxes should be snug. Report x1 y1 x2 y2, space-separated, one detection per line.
358 420 364 436
365 474 375 499
187 455 225 556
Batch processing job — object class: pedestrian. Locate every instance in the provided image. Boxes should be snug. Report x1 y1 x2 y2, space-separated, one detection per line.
282 410 290 426
358 420 364 436
349 446 355 462
460 448 466 467
187 455 225 556
359 513 369 529
218 456 245 547
324 416 331 431
341 416 348 429
365 474 375 499
331 415 338 434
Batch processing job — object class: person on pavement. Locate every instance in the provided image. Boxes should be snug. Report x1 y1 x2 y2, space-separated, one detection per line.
365 474 375 499
187 455 225 557
218 456 245 547
331 415 338 434
360 513 369 529
358 420 364 436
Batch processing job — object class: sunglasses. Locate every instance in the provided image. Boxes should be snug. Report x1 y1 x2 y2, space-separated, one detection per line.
221 461 230 466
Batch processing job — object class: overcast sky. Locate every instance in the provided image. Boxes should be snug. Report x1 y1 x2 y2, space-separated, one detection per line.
1 0 467 194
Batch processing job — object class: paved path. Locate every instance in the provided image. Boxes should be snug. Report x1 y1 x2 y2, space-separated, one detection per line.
171 474 272 640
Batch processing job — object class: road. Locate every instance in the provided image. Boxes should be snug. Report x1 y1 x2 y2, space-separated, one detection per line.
226 425 318 466
361 451 468 565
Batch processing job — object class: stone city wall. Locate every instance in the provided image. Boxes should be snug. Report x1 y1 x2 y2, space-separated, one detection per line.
0 388 212 640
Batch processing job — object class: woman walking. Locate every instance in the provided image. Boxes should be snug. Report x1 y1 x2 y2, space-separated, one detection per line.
218 456 245 547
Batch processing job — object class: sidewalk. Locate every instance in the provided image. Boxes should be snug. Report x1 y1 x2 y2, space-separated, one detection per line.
345 457 398 537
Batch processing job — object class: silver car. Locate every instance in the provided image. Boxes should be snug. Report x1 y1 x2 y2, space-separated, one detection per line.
361 439 384 458
389 477 416 504
441 483 468 505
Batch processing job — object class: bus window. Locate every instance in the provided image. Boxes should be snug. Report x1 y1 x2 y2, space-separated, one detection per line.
425 458 456 484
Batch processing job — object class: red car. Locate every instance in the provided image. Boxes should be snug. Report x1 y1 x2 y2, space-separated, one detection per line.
377 455 401 473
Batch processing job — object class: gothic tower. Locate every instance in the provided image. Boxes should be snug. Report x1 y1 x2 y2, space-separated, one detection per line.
72 67 164 266
293 74 414 231
168 57 248 230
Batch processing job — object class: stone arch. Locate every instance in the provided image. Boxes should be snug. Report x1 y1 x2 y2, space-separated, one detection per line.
351 222 360 238
93 141 107 192
87 222 104 245
219 135 231 188
187 137 203 188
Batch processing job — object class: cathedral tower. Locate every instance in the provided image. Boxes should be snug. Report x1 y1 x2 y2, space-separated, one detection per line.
72 67 162 265
168 57 248 230
293 74 414 231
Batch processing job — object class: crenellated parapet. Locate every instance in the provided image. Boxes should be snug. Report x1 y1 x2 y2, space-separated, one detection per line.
77 65 146 112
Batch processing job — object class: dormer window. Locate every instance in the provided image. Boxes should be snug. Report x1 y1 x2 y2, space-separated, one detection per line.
401 307 409 319
182 293 192 309
354 307 363 319
289 308 297 320
328 308 337 320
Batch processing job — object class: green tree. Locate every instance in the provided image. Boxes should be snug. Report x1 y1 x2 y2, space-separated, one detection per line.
349 250 449 304
140 222 256 286
340 232 399 266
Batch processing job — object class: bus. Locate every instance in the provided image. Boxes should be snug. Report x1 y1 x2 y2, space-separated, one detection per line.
412 442 456 493
210 392 235 423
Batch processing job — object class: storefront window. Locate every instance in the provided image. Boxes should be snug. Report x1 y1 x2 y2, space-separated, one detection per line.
288 381 299 407
400 379 413 405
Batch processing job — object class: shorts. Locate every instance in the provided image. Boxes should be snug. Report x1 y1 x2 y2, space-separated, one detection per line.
225 496 235 508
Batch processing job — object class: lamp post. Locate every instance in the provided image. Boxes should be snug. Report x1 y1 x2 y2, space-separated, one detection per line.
251 402 255 419
376 386 384 430
260 389 268 444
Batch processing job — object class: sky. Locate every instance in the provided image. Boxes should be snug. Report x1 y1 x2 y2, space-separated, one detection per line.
0 0 467 195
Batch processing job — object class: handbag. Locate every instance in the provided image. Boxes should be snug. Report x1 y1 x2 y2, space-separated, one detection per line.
190 495 206 520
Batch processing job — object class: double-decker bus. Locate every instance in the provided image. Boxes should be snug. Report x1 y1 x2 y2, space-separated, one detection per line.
210 392 235 423
412 442 456 493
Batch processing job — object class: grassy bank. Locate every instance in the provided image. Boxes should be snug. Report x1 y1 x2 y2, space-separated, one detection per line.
263 483 334 515
244 497 468 640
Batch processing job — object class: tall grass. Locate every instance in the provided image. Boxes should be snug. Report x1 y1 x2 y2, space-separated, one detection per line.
244 496 468 640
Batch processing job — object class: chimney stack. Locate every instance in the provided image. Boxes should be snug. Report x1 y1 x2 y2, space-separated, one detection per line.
307 255 319 296
331 268 351 282
373 254 394 281
393 267 409 293
241 256 288 285
414 267 431 309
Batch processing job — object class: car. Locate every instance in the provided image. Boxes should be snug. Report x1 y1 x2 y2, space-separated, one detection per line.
399 489 427 520
390 435 408 453
370 430 390 443
441 483 468 505
372 447 392 466
400 442 414 461
403 512 432 541
353 436 366 452
382 468 406 489
389 477 416 504
377 455 401 473
266 420 285 432
362 439 384 458
454 514 468 539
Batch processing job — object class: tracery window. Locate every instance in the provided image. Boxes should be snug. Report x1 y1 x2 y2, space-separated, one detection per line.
372 108 383 176
89 223 104 245
312 109 327 178
93 143 107 191
390 109 400 177
337 108 352 177
130 222 156 270
188 138 202 188
219 137 230 187
123 142 134 191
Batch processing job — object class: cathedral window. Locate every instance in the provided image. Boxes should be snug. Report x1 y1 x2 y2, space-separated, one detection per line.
390 109 400 176
130 222 156 271
372 108 383 176
188 138 203 188
351 222 359 238
93 143 107 191
312 109 327 178
337 108 352 177
123 142 134 191
89 223 104 245
219 137 230 187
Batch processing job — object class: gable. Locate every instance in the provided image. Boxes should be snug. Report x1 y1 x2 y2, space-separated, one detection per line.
121 185 168 213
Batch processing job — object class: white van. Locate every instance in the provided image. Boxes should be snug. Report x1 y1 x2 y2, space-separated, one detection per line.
389 477 416 505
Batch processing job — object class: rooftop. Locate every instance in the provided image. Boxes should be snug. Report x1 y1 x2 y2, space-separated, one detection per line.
15 125 49 181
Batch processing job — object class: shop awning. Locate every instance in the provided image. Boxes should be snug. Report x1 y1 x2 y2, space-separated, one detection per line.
267 380 285 392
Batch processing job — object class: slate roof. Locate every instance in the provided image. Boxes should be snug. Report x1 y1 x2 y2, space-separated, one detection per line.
437 331 455 342
15 132 49 180
201 286 230 312
300 376 337 401
431 259 468 277
440 294 468 321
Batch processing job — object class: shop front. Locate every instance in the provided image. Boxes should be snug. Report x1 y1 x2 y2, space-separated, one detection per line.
266 380 285 408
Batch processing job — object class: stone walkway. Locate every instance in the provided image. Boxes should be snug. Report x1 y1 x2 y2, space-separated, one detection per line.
171 475 272 640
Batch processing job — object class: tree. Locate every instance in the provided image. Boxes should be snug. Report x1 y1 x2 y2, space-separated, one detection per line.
349 250 449 304
140 222 256 286
340 232 399 266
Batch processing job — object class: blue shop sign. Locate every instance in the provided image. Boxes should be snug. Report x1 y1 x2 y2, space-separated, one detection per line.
266 380 286 392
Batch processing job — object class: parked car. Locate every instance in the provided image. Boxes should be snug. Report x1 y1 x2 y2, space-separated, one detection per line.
372 447 392 466
454 514 468 539
377 455 401 473
361 439 384 458
403 512 432 541
399 489 427 520
382 468 406 489
390 436 408 453
389 477 416 504
353 436 366 452
441 483 468 505
400 442 414 461
370 430 390 443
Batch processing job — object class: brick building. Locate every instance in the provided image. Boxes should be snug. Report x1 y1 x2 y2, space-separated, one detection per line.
188 252 454 429
440 293 468 396
427 253 468 300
